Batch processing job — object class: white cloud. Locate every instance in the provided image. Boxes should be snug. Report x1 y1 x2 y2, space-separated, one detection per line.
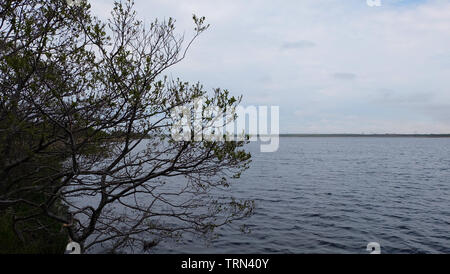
88 0 450 133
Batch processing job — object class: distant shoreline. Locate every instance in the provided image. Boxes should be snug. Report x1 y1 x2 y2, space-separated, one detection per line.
261 134 450 138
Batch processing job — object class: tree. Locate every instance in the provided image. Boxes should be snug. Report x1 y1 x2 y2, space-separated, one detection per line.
0 0 253 253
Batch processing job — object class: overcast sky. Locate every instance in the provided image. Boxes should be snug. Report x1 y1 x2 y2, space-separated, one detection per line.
91 0 450 134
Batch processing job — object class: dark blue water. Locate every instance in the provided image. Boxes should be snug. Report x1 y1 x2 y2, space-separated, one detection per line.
153 137 450 254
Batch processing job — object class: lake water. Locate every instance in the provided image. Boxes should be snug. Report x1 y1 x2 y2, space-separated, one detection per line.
151 137 450 254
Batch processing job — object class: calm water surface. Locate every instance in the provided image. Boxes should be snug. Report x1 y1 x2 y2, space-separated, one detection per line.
150 137 450 254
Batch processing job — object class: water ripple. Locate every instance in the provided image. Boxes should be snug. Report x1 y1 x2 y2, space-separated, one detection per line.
153 138 450 254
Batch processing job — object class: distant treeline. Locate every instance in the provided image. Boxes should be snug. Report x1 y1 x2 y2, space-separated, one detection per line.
275 134 450 138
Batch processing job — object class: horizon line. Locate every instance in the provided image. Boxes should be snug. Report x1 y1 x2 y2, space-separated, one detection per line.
254 133 450 137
